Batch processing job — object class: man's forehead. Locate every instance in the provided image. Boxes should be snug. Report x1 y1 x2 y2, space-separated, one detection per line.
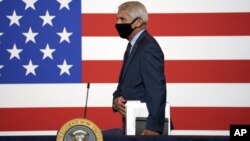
117 9 131 18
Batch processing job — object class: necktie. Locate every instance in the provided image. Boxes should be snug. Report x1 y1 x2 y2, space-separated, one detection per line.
124 43 132 62
119 43 132 83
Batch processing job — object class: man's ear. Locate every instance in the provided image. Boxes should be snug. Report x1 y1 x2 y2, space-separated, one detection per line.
136 18 144 28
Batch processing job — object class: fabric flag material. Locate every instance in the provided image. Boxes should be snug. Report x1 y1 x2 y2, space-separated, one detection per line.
0 0 250 136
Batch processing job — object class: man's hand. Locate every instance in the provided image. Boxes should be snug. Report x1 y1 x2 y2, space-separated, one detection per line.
141 129 160 136
113 96 126 116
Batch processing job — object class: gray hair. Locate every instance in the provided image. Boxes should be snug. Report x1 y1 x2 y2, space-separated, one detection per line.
118 1 148 24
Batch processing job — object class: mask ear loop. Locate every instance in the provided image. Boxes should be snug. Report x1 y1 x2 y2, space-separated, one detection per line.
131 17 144 29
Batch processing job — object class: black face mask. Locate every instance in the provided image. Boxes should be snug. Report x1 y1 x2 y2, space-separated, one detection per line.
115 18 138 39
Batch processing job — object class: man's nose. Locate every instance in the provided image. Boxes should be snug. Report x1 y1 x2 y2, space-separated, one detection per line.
116 19 122 24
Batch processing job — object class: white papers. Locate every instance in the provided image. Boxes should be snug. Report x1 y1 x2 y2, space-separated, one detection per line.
125 101 148 135
125 101 170 135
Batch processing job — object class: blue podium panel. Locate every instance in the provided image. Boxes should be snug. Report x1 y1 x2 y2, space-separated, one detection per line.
0 136 229 141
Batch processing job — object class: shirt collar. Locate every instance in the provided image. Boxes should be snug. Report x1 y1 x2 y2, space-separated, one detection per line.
129 29 145 47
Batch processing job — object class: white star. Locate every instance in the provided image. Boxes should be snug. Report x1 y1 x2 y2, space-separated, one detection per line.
40 10 55 26
0 65 3 75
57 0 72 10
7 44 23 60
57 27 72 43
22 27 38 43
40 44 56 60
57 59 73 76
6 10 23 26
22 0 38 10
0 33 3 36
23 60 39 76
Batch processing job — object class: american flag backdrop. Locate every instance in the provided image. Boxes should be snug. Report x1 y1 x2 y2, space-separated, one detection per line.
0 0 250 136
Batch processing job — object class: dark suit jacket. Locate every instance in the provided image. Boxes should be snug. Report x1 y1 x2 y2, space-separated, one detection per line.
113 30 167 133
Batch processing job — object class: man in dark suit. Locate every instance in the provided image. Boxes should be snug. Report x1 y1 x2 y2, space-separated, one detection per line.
113 1 166 135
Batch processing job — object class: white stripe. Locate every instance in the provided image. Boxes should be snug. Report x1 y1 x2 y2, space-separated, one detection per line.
82 0 250 13
0 84 88 108
82 36 250 60
0 131 57 136
1 83 250 108
168 83 250 107
171 130 229 136
0 130 229 136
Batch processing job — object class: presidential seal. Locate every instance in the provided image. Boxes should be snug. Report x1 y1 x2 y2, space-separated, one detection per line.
57 118 103 141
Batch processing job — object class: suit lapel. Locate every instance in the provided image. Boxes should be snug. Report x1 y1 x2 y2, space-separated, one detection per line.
120 30 147 83
120 43 138 82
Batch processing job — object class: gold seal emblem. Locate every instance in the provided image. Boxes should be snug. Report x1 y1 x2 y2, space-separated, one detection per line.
57 118 103 141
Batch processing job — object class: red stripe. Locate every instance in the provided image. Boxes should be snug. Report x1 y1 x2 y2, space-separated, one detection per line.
82 13 250 36
82 60 121 83
82 60 250 83
0 108 122 131
0 107 250 131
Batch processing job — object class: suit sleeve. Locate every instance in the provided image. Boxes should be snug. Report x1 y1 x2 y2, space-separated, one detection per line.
112 89 120 112
140 43 166 133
